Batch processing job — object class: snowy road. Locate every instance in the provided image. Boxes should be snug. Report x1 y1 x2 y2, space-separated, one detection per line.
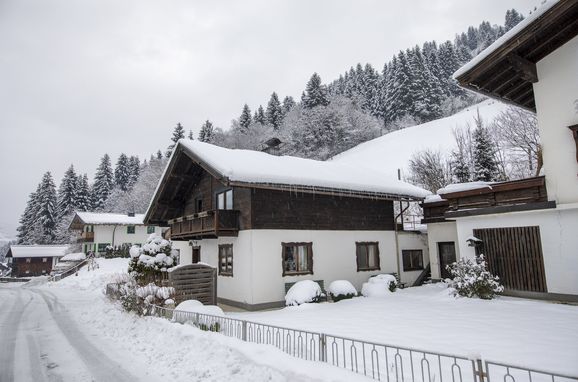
0 283 144 382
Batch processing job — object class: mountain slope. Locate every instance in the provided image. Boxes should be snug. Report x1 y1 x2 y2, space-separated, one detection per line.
331 100 509 180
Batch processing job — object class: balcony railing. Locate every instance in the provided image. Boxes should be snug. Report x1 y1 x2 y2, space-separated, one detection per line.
169 209 240 239
77 231 95 243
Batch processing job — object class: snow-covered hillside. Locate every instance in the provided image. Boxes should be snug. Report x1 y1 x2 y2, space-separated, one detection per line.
332 100 509 180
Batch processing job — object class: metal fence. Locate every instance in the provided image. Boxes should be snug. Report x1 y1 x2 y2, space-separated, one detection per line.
145 304 577 382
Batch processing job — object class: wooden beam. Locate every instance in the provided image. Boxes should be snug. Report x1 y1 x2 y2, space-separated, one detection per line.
507 53 538 83
569 124 578 163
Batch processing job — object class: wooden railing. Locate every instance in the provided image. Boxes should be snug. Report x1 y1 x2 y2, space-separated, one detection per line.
169 209 240 239
77 231 95 243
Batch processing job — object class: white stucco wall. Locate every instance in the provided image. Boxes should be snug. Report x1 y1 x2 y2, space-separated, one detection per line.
453 206 578 295
533 34 578 205
173 230 429 306
92 225 156 248
397 231 430 286
425 222 460 279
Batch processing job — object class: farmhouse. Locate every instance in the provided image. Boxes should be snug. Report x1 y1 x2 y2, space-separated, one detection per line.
68 212 163 256
423 0 578 300
144 139 430 310
6 245 68 277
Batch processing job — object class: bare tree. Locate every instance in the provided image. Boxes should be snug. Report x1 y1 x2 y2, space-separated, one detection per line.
408 149 452 193
491 106 540 177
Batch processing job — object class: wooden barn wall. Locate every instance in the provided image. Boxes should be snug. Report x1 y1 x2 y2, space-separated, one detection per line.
250 188 395 231
12 257 54 277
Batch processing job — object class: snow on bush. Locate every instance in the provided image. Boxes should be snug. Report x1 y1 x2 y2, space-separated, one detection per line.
445 255 504 300
60 252 86 262
128 234 176 284
285 280 324 306
361 274 397 297
328 280 357 302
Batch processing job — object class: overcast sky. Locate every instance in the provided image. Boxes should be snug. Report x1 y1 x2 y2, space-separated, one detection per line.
0 0 536 237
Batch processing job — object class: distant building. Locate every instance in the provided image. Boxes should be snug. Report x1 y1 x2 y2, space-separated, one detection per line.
6 245 68 277
68 212 163 255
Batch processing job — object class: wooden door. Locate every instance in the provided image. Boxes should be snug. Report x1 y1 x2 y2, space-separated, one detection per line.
438 242 456 279
473 226 547 292
192 247 200 264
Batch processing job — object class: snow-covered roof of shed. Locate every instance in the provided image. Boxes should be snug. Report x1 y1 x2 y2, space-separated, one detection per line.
74 212 146 225
437 182 493 195
176 139 430 199
453 0 559 79
8 245 69 258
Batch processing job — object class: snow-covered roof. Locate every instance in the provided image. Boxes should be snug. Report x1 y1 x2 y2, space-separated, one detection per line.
178 139 429 198
73 212 146 226
437 182 493 195
453 0 559 79
8 245 69 258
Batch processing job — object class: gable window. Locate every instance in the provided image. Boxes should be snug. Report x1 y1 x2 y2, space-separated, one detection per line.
356 242 380 271
282 242 313 276
147 226 155 234
402 249 424 271
218 244 233 276
127 225 135 234
42 258 48 263
217 189 234 210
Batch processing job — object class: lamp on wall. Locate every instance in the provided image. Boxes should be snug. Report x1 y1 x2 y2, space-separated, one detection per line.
466 236 483 247
189 240 198 247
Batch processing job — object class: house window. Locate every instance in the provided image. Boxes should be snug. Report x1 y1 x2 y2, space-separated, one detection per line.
127 225 135 234
217 189 234 210
195 198 203 213
26 258 31 263
97 243 110 253
218 244 233 276
147 226 155 234
42 258 48 263
356 242 380 271
282 242 313 276
402 250 424 271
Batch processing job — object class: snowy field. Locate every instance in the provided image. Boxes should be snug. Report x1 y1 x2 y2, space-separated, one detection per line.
233 284 578 376
0 258 368 382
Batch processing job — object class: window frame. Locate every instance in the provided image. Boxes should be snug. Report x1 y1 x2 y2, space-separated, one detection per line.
402 249 424 271
42 257 48 263
218 244 234 277
281 242 313 276
127 225 136 234
97 243 110 253
356 242 381 272
216 189 234 210
146 226 155 234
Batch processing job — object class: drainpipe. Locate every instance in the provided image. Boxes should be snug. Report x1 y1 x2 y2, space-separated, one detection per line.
394 202 401 283
112 225 118 247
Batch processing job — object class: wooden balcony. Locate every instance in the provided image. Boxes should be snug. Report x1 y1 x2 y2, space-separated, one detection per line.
76 231 94 243
422 177 555 223
169 210 240 239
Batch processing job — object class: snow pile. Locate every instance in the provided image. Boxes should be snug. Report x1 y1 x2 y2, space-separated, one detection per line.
60 252 86 262
328 280 357 301
437 181 492 195
285 280 324 306
174 300 225 324
361 274 397 297
423 194 444 203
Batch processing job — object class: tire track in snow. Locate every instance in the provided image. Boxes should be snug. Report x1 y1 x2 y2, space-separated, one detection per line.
28 288 138 382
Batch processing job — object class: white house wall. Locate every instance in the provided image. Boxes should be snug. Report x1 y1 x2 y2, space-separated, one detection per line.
454 207 578 296
90 225 158 251
533 34 578 205
397 231 430 286
174 229 429 308
425 222 459 279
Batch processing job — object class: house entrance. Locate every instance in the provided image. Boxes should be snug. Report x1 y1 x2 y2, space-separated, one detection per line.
438 242 456 279
192 247 201 264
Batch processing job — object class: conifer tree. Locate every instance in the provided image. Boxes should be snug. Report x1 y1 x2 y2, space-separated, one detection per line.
56 164 78 218
266 92 283 130
188 130 194 140
282 96 296 114
198 120 215 143
127 156 140 189
92 154 114 209
451 150 471 183
36 172 58 243
114 153 131 192
75 174 92 212
16 191 39 244
239 104 252 131
167 123 186 157
156 150 163 160
505 9 524 32
472 114 499 182
254 106 266 125
385 51 413 122
302 73 329 109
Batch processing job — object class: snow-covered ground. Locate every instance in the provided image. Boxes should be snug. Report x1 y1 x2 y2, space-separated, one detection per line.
233 284 578 376
331 100 510 179
0 258 368 382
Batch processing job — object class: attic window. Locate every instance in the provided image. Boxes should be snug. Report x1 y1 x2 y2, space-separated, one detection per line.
569 125 578 163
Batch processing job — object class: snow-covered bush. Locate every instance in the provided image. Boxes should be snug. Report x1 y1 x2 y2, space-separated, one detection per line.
111 278 175 316
104 243 131 259
445 255 504 300
328 280 357 302
361 274 397 297
285 280 324 306
128 234 176 285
